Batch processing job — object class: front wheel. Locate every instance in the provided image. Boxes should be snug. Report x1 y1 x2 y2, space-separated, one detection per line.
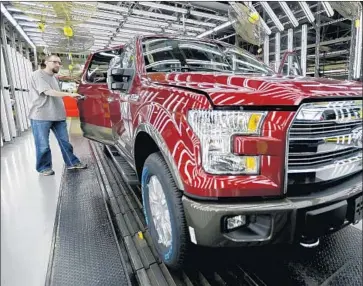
141 152 189 269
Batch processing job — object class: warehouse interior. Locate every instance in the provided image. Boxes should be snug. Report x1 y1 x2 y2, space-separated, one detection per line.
1 1 362 286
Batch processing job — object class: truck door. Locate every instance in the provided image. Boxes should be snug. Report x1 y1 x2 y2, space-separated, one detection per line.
77 49 122 145
108 43 137 160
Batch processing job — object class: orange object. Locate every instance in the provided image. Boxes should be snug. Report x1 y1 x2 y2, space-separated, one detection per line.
63 96 79 117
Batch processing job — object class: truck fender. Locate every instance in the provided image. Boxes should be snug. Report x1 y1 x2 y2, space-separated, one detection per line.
134 123 185 191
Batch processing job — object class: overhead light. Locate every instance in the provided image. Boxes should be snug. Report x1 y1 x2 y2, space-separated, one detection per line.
322 2 334 17
89 29 113 34
184 18 216 28
260 2 284 31
83 18 119 27
15 1 51 9
117 28 153 36
132 9 177 21
171 24 206 33
15 15 63 24
79 23 116 31
12 14 41 21
299 2 315 23
94 39 109 43
18 21 40 28
112 37 131 42
190 10 228 22
113 34 134 39
92 36 110 41
127 16 169 27
95 11 122 20
138 2 187 14
110 41 128 45
6 6 55 16
123 23 162 32
279 2 299 28
0 4 36 49
71 9 122 20
97 2 129 13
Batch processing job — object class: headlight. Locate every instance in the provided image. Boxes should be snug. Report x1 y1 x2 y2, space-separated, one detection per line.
187 110 266 175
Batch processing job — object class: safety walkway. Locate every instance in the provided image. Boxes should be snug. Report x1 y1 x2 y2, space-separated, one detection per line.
45 131 131 286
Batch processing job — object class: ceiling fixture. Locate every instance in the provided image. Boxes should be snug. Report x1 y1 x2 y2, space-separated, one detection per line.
138 2 187 14
190 10 228 22
299 2 315 23
322 2 335 17
122 23 163 32
132 9 177 21
279 2 299 27
260 2 284 31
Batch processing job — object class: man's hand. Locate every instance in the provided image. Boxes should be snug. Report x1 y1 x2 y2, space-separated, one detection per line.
70 93 84 99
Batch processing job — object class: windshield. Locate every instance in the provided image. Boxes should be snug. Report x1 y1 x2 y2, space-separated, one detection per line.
142 37 275 75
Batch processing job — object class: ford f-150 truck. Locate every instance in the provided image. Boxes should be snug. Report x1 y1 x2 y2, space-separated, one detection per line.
77 35 362 269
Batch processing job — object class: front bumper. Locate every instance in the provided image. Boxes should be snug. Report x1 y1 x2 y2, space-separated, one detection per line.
182 173 362 247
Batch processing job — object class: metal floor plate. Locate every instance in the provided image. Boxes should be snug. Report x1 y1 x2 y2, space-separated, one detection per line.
46 134 131 286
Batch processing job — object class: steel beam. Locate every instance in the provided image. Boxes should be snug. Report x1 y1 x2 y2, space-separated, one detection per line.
353 9 362 79
275 32 280 72
315 4 321 77
301 24 308 76
268 37 351 56
264 35 269 65
287 28 293 74
348 20 356 80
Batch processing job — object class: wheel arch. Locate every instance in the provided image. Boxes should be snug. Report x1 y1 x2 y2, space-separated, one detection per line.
133 123 185 191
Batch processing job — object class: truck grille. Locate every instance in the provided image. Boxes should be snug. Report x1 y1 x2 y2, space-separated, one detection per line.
287 100 362 192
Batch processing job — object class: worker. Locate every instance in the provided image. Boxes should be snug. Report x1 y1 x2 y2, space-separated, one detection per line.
28 54 87 176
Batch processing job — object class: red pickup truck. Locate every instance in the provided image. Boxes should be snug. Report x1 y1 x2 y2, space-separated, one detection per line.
77 35 362 269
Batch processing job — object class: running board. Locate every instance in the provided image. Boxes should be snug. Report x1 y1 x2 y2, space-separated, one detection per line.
104 145 139 185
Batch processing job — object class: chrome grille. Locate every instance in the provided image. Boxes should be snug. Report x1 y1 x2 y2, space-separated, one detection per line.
290 120 361 137
287 100 362 189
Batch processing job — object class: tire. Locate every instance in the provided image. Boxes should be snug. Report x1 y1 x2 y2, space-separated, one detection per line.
141 152 189 269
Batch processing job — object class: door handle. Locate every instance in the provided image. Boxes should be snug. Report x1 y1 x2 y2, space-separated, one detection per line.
76 94 86 100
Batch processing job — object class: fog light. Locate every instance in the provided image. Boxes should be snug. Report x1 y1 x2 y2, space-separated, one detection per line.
226 215 247 230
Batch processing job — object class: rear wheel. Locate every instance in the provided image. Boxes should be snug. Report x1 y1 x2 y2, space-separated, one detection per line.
141 152 189 269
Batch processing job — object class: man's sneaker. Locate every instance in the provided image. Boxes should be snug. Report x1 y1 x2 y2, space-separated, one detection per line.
39 169 55 176
67 162 88 170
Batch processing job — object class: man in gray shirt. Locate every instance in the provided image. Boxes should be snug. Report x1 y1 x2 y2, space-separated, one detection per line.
29 54 87 175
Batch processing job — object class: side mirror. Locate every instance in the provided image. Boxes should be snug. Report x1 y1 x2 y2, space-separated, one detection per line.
107 68 134 91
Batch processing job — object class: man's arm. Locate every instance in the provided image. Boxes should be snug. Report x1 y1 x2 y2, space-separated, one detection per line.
43 89 81 98
32 72 81 98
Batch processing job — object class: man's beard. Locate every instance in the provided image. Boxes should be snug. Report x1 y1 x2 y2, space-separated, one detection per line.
52 68 59 74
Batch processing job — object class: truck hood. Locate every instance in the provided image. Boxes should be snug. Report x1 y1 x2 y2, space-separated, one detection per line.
147 73 362 106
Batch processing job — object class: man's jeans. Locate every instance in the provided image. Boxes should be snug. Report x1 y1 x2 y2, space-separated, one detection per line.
30 119 80 172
